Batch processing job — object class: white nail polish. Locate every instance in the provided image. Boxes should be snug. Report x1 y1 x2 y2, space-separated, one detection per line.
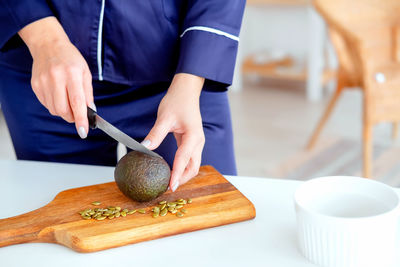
78 126 87 139
89 102 97 112
141 139 151 148
172 181 179 192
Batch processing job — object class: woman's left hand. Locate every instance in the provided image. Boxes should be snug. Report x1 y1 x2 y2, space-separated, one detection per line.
142 73 205 191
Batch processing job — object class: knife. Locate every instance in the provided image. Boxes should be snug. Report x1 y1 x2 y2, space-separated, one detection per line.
87 107 162 158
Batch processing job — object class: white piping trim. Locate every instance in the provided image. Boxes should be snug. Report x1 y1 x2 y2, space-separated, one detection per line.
180 26 239 42
97 0 105 81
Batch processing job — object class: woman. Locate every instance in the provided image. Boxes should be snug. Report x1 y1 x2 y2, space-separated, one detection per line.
0 1 245 191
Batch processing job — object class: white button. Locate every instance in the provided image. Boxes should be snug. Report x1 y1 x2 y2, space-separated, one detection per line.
375 72 386 83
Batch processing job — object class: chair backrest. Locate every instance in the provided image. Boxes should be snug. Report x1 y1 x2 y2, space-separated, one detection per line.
328 25 362 87
314 0 400 81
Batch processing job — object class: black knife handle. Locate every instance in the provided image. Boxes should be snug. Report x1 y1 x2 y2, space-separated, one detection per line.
87 106 97 129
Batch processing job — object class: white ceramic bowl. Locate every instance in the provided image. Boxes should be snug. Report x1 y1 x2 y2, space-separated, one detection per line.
294 176 400 267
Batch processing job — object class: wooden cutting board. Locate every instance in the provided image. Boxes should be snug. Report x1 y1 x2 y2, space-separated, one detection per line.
0 166 255 252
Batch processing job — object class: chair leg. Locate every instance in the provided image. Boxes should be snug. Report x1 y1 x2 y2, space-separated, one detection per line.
392 122 398 140
306 86 343 150
362 122 373 178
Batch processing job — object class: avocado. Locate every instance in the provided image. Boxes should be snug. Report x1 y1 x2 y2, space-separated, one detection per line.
114 151 171 202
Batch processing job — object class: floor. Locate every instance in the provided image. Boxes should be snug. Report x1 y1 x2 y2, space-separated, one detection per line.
230 81 399 178
0 81 398 178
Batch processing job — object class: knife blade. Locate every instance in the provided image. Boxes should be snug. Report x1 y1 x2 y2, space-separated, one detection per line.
87 107 162 158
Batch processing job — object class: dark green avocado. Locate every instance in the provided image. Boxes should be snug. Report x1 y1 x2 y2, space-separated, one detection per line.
114 151 171 202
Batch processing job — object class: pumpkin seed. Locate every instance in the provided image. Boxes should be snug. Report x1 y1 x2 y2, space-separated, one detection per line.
88 211 95 216
115 206 121 211
178 199 184 202
177 200 187 205
121 211 127 217
167 202 176 207
122 208 129 213
175 204 184 209
153 207 160 213
168 206 175 212
160 208 168 216
127 209 136 215
96 216 106 220
160 203 167 210
152 212 159 218
82 215 92 220
115 212 121 218
187 198 192 204
181 208 187 214
91 201 101 206
108 215 115 219
107 206 116 210
171 209 178 214
176 212 184 217
159 201 167 205
138 209 146 214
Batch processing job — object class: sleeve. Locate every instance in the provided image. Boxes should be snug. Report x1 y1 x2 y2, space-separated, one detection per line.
0 0 54 50
175 0 246 86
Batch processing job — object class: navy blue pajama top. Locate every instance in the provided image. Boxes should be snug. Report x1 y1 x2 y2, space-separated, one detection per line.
0 0 245 86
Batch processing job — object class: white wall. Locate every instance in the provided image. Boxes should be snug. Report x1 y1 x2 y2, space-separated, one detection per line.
240 5 310 62
233 5 336 95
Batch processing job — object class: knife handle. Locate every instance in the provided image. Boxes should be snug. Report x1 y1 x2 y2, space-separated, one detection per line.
87 106 97 129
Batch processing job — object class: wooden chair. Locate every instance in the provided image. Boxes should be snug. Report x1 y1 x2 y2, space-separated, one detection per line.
307 0 400 178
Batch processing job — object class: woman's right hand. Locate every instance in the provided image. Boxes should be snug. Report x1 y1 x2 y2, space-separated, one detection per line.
18 17 94 139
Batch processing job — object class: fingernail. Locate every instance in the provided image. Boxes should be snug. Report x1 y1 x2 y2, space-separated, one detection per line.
141 139 151 148
171 181 179 192
89 102 97 112
78 126 87 139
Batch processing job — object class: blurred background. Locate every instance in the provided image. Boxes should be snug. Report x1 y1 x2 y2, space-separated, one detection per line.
1 0 400 185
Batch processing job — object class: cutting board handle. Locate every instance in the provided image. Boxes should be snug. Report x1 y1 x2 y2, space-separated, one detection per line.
0 208 52 247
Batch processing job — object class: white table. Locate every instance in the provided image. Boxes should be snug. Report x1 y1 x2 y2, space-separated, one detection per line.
0 160 397 267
